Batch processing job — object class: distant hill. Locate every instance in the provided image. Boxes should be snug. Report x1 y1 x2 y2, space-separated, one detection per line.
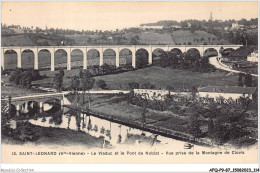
140 20 179 27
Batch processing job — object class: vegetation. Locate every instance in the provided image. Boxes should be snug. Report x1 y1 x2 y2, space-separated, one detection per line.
157 49 215 73
81 70 95 107
9 68 41 89
53 69 64 91
96 79 108 90
128 88 257 147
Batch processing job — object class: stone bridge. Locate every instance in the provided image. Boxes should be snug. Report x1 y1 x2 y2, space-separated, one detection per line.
1 44 242 70
1 93 64 111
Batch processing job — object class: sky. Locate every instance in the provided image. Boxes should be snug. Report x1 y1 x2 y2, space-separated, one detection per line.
1 1 258 31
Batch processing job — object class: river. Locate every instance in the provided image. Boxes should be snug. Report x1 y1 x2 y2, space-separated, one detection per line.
9 102 209 151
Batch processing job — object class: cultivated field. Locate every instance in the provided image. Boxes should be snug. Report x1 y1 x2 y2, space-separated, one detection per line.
172 30 227 45
65 34 100 45
138 32 175 44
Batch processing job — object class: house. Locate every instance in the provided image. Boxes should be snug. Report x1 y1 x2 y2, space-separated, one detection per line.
247 50 258 62
232 23 245 30
9 27 24 34
140 25 164 30
198 86 257 101
250 25 257 29
224 26 230 31
232 23 239 29
170 25 181 29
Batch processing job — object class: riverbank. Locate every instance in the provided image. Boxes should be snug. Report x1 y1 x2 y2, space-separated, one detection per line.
2 122 106 149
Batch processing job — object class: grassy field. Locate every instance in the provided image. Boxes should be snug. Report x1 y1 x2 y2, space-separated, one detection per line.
29 66 239 91
172 30 227 45
94 66 239 90
1 85 42 97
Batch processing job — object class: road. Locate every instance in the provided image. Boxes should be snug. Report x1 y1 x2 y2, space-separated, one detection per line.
1 90 130 101
209 56 258 77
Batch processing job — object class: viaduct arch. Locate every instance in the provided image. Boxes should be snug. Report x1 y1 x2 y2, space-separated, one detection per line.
1 45 242 71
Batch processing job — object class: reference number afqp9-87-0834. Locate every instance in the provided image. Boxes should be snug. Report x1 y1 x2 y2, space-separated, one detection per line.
209 168 259 172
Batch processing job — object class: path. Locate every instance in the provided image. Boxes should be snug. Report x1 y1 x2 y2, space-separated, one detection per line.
1 90 130 101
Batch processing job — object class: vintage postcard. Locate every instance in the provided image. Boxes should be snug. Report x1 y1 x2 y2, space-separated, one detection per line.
0 1 258 166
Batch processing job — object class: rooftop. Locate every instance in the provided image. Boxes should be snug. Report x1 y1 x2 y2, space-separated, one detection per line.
198 86 257 94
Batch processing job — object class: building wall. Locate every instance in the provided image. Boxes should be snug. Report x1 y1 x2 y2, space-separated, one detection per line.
198 92 252 100
247 56 258 62
247 52 258 62
134 89 170 100
133 89 252 101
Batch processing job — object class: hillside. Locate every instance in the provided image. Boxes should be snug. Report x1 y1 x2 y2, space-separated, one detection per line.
171 30 228 45
2 35 35 46
2 28 233 47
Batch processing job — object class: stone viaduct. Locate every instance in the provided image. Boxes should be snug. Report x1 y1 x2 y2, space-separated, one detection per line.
1 45 242 71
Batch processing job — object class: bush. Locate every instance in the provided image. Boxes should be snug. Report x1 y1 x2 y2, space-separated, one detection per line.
96 79 108 90
128 82 140 89
30 69 40 80
141 82 155 89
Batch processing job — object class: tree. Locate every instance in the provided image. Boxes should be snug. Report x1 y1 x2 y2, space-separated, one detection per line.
101 63 111 74
70 76 80 94
136 50 148 68
160 52 169 68
96 79 107 90
237 73 243 86
24 71 33 89
128 82 139 89
188 113 202 138
208 120 229 145
14 75 20 86
53 73 63 92
141 82 155 89
59 68 65 78
141 107 148 132
244 73 252 87
190 24 196 33
180 21 188 28
81 70 95 108
30 69 40 80
79 69 83 78
130 37 138 45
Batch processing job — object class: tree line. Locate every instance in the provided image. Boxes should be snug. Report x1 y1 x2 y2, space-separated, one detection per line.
155 50 215 72
9 68 41 89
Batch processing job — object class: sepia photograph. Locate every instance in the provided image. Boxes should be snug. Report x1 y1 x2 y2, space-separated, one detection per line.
0 0 258 171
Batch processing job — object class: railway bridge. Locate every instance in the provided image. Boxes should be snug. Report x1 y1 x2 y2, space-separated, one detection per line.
1 44 242 71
